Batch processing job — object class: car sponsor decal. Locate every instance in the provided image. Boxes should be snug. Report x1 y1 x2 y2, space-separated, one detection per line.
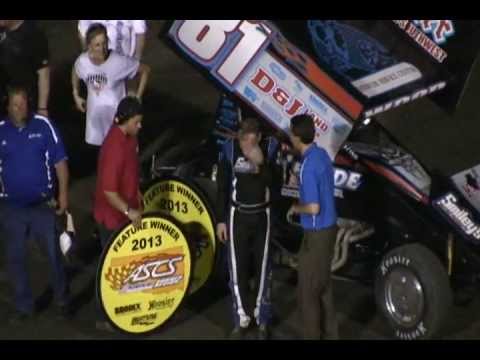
451 164 480 214
235 51 353 159
434 193 480 241
393 20 454 63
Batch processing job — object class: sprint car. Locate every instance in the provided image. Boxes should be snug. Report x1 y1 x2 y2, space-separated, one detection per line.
140 20 480 339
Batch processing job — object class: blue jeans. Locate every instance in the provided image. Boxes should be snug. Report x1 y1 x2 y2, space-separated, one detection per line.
0 201 68 314
96 222 114 321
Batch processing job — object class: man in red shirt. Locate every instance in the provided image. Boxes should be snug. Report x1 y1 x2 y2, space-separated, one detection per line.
94 96 143 246
93 96 143 331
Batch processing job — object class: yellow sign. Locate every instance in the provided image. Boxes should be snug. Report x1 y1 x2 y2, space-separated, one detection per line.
143 178 216 294
98 216 191 334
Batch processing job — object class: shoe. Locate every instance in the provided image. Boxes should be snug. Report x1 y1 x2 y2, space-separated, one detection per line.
257 324 270 340
95 320 115 333
229 326 248 340
9 311 34 326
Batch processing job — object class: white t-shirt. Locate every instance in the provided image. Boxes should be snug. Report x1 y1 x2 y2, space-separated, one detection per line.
78 20 147 58
74 51 139 146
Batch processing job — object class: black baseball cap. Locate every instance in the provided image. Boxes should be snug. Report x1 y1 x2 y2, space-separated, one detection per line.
116 96 143 123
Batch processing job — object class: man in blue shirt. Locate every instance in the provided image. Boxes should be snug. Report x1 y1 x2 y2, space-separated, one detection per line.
0 84 70 324
288 114 339 340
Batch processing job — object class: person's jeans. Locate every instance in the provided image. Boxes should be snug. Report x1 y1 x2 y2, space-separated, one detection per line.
0 201 69 314
95 222 115 322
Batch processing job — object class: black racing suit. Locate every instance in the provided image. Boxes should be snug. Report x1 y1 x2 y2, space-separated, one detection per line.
217 136 278 328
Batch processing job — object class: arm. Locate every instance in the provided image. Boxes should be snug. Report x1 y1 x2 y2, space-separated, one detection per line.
33 26 50 116
104 191 142 228
100 141 142 228
290 163 321 216
71 65 86 112
37 67 50 116
55 159 69 215
78 20 89 51
135 63 150 100
134 33 146 60
78 31 87 51
291 202 320 215
216 145 231 243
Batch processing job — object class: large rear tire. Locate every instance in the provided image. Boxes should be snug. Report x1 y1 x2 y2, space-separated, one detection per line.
374 243 452 340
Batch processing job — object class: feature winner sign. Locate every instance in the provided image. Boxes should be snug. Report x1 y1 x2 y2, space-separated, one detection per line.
143 178 216 294
98 215 191 334
169 20 353 160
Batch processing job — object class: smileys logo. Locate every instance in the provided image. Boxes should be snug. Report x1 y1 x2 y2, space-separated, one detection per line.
413 20 455 45
86 72 108 94
104 250 185 295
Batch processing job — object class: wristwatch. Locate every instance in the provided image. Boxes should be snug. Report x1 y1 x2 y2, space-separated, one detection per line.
124 206 130 216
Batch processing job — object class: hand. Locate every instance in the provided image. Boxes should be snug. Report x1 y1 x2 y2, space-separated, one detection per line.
37 108 49 117
286 204 297 223
56 192 68 215
242 144 264 166
128 208 143 229
74 96 86 113
135 94 143 104
216 223 228 243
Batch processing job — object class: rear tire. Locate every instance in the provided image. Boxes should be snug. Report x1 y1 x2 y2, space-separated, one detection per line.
374 243 452 339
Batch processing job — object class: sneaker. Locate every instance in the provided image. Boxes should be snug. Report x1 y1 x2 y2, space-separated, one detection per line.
257 324 270 340
95 320 115 333
9 311 34 326
229 326 248 340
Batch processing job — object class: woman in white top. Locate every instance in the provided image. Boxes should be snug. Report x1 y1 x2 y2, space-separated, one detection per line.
72 23 150 146
78 20 147 60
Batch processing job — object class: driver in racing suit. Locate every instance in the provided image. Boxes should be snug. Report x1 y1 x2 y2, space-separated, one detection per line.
216 116 278 340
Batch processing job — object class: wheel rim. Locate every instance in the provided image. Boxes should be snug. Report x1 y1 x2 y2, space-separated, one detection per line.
384 266 424 327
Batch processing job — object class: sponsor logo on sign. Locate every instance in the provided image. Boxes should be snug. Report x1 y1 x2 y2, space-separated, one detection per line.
131 313 157 326
104 251 185 294
435 193 480 240
115 303 141 316
148 297 175 311
142 180 216 295
99 216 191 334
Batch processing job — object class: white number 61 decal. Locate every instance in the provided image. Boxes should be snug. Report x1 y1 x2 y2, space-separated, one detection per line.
174 20 272 87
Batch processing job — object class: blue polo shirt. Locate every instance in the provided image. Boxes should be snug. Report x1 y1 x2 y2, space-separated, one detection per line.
299 144 337 230
0 114 67 207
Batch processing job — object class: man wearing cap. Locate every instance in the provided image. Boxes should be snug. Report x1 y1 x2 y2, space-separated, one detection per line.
93 96 143 331
0 84 70 324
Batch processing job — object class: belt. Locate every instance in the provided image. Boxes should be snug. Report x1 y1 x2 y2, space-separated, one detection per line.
232 200 269 213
